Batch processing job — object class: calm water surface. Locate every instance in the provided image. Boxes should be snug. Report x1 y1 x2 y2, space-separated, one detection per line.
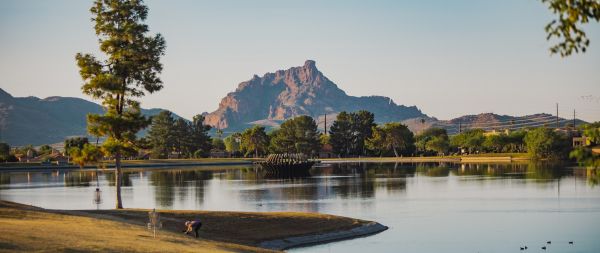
1 162 600 253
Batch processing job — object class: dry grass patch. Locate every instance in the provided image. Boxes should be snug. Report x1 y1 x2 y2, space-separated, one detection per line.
81 209 367 246
0 201 274 253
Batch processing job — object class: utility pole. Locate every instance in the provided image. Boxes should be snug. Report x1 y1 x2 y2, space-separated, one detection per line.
556 103 559 129
573 109 576 130
458 119 462 134
324 114 327 135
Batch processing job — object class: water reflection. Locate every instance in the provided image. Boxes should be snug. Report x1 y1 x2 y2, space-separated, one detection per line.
1 162 599 202
2 162 600 253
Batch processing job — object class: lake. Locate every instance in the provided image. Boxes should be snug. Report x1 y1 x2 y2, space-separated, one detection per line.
1 162 599 253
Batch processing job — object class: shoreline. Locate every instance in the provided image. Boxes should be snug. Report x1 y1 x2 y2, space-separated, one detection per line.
259 222 388 250
0 155 538 171
0 200 387 252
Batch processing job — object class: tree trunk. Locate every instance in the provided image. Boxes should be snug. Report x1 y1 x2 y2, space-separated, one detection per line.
392 145 399 157
115 151 123 209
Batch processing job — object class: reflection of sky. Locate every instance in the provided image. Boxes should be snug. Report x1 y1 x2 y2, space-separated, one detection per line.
1 163 600 252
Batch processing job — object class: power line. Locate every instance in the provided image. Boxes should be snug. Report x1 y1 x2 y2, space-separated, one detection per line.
445 119 572 135
436 117 562 131
433 114 556 127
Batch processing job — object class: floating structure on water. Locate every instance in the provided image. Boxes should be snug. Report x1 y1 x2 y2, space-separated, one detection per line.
257 153 317 177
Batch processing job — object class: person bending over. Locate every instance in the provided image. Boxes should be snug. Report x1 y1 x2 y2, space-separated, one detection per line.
183 220 202 238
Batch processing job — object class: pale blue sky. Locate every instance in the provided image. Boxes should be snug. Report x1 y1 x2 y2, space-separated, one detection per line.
1 0 599 121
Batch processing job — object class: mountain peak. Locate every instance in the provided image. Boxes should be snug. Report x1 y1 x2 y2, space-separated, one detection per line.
204 61 427 130
303 60 316 70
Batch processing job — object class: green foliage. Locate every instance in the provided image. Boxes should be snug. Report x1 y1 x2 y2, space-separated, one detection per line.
328 111 376 157
69 144 104 168
329 112 353 157
64 137 89 155
38 145 53 156
320 134 330 146
76 0 165 209
172 118 191 156
415 127 449 155
188 115 212 158
570 122 600 167
76 0 165 155
269 115 321 155
366 123 415 157
570 147 600 168
241 125 269 157
581 122 600 144
450 129 486 154
524 127 570 159
147 111 212 158
147 110 175 158
542 0 600 56
0 143 10 162
212 138 226 151
224 133 242 154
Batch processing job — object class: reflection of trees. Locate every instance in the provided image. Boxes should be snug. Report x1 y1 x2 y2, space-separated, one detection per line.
0 173 10 185
64 171 93 187
416 164 450 177
585 168 600 187
105 171 132 187
323 163 418 198
150 169 212 207
525 161 570 180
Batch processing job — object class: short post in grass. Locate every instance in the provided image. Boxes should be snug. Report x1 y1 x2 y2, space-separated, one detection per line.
148 209 162 238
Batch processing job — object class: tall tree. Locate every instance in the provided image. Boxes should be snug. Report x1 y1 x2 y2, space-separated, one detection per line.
224 132 242 155
172 118 191 157
69 144 104 169
76 0 166 209
147 110 175 159
366 123 415 157
270 115 321 155
188 115 212 158
241 125 269 157
541 0 600 56
450 129 486 154
415 127 449 155
64 137 89 155
524 127 570 159
350 111 376 156
0 143 10 162
329 112 353 157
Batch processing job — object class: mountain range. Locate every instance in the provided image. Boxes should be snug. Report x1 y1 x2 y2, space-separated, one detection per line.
0 88 183 146
0 60 583 146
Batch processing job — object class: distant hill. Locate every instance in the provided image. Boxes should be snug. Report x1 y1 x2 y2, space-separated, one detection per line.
0 88 183 146
428 113 586 135
204 60 429 131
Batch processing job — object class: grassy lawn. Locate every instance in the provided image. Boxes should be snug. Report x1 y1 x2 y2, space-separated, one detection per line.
0 201 270 253
79 209 366 246
0 201 369 252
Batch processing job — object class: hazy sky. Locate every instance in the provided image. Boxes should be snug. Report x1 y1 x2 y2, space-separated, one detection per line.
1 0 599 121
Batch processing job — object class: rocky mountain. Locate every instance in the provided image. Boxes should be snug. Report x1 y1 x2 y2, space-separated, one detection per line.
204 60 428 131
0 88 182 146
